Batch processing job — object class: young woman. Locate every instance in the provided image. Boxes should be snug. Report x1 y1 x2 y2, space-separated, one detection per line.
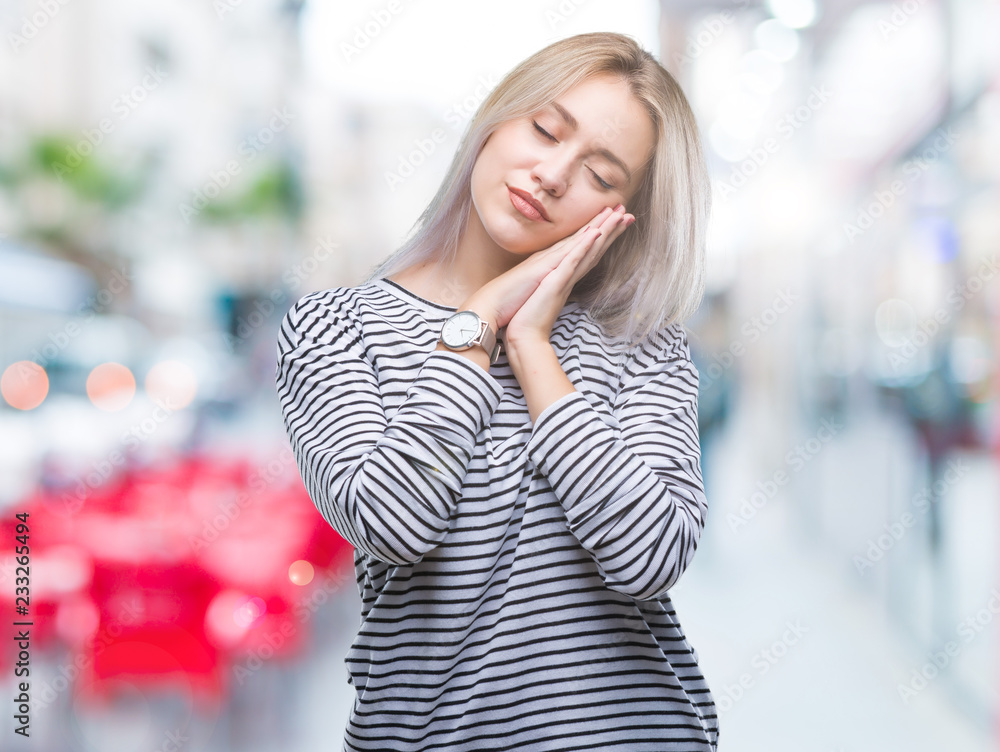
277 31 718 752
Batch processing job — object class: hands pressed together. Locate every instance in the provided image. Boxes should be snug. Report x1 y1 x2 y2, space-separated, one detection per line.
468 203 636 352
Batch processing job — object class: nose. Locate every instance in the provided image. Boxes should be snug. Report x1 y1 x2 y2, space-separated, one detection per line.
529 150 573 198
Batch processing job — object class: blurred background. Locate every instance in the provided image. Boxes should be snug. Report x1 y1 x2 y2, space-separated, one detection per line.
0 0 997 749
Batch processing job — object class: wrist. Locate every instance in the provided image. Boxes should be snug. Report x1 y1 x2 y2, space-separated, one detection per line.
457 296 499 334
504 329 549 350
504 335 552 368
437 304 501 370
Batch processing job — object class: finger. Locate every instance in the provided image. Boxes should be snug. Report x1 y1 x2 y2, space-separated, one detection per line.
556 209 614 251
571 232 607 283
544 208 626 279
587 208 627 244
536 219 605 266
600 214 633 246
600 206 628 229
554 211 634 292
585 210 628 254
574 214 631 279
548 207 620 261
588 205 616 227
540 228 600 276
549 227 602 286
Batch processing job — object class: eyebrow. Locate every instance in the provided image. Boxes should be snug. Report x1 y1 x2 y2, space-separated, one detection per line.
550 101 633 184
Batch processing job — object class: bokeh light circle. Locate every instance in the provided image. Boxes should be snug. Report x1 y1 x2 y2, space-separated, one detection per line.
233 595 267 629
289 559 315 586
206 590 253 648
1 361 49 410
875 299 917 347
145 359 198 409
86 362 136 411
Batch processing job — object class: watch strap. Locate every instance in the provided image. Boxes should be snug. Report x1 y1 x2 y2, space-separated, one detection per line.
470 317 502 365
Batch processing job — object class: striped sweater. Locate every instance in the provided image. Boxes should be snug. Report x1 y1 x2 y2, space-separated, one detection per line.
275 276 719 751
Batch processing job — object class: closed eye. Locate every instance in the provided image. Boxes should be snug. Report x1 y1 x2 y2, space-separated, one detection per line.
532 120 555 141
589 169 613 190
532 119 616 190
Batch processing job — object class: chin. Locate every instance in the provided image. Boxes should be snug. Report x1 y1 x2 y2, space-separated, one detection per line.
486 221 550 256
496 235 548 256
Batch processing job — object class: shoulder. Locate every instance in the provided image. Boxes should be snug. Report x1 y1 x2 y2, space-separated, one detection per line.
563 305 689 355
278 283 379 353
558 308 695 395
616 321 697 391
638 321 692 364
572 310 691 365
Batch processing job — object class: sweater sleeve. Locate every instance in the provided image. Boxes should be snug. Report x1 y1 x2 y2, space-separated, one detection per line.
524 324 708 601
275 290 504 566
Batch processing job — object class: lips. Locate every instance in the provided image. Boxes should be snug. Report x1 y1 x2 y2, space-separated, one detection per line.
508 186 550 222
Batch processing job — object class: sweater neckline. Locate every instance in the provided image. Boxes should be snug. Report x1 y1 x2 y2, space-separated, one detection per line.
375 277 458 314
373 276 583 317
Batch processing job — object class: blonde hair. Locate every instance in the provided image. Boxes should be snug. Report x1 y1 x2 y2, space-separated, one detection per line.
363 31 710 351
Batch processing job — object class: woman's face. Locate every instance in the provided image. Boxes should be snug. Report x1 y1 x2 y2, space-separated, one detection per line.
469 73 656 256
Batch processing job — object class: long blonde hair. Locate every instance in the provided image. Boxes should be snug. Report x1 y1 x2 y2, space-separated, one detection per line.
364 31 710 351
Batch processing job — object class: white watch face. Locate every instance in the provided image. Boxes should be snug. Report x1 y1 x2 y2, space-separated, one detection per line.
442 311 480 348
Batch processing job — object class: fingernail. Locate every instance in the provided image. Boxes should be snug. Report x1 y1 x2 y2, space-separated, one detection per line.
614 204 624 212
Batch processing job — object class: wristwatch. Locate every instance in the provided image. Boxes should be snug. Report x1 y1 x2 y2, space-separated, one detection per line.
439 310 502 365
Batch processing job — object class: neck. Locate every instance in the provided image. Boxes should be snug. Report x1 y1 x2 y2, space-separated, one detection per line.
447 203 525 298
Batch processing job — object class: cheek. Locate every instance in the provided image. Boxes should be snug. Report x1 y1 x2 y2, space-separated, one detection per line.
563 196 611 229
471 145 509 198
469 159 496 209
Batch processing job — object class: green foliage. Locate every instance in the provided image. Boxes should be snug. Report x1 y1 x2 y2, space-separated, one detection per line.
32 134 153 209
198 159 304 223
